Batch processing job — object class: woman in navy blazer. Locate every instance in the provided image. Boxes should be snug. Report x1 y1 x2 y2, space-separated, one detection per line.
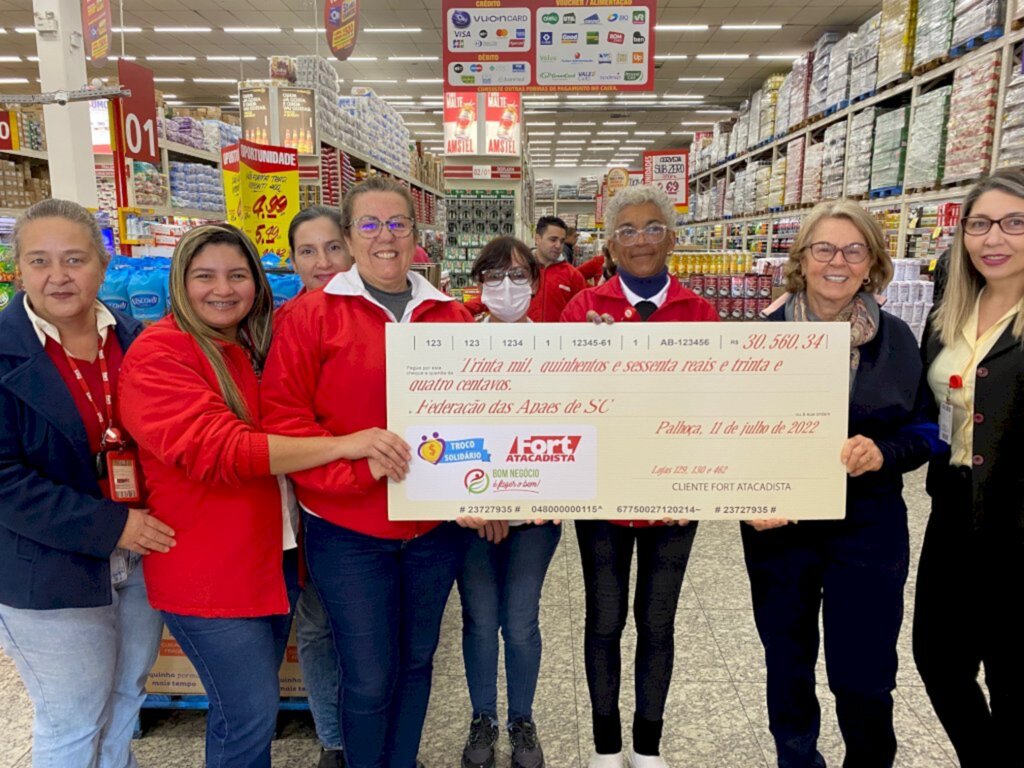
0 199 175 767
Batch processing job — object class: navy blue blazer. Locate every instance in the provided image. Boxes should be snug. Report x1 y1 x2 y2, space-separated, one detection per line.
0 292 144 609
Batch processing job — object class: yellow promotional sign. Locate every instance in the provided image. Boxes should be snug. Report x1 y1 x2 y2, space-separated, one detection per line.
220 144 243 228
238 140 299 263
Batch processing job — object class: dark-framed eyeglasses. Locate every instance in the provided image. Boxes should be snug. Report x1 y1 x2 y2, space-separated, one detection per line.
350 215 415 239
961 215 1024 236
612 223 669 246
481 267 531 287
804 241 870 264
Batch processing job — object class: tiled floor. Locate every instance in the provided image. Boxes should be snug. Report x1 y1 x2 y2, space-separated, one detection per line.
0 468 959 767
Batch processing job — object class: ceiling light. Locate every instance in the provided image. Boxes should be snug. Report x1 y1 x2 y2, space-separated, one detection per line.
155 26 211 32
0 28 7 34
407 79 443 84
587 147 616 151
154 77 185 82
679 77 724 82
722 24 783 30
598 131 628 136
757 54 803 60
397 110 426 114
111 26 142 33
222 27 281 33
671 131 695 135
0 77 29 83
352 79 398 84
166 100 184 105
661 94 705 99
696 109 734 114
390 56 438 61
655 24 709 31
0 56 21 62
414 131 444 136
616 93 656 99
15 27 36 34
566 94 607 100
697 54 750 60
109 55 135 60
624 139 655 144
654 55 688 60
681 121 715 125
193 78 237 83
293 27 325 33
561 140 587 144
147 56 196 61
530 131 555 135
161 93 177 98
382 95 413 100
345 56 379 61
364 27 422 33
561 131 592 136
564 121 596 126
208 56 257 61
592 139 620 144
529 121 556 126
635 131 666 135
604 121 637 126
531 140 552 144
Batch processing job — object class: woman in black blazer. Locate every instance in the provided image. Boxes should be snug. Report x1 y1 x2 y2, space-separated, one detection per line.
914 168 1024 768
0 199 175 766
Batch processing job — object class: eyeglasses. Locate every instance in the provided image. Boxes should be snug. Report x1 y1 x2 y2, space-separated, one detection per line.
612 223 669 246
961 215 1024 236
805 241 870 264
350 215 415 239
481 267 531 287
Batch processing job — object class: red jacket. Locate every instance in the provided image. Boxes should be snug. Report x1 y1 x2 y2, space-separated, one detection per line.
119 316 286 617
261 269 474 540
577 254 605 284
528 259 586 322
562 275 718 527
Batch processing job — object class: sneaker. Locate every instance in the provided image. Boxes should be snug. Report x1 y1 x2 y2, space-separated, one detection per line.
509 718 545 768
587 753 624 768
462 716 499 768
316 748 345 768
626 749 668 768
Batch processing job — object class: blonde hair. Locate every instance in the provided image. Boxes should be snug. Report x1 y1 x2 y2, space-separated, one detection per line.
784 200 893 294
168 224 273 422
933 168 1024 346
13 198 111 266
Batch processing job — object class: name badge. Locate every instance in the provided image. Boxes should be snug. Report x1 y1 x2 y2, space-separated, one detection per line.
938 402 953 445
106 449 142 504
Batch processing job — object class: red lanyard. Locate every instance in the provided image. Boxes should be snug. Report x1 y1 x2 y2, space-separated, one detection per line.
63 335 114 430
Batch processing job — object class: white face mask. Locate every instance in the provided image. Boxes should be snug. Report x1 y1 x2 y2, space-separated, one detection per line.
482 277 533 322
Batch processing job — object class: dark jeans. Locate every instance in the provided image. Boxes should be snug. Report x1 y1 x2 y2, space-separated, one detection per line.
457 522 562 723
913 465 1024 768
161 553 298 768
303 513 467 768
575 520 698 756
741 512 909 768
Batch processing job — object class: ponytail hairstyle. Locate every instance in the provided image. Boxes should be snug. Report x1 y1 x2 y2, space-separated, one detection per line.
168 224 273 422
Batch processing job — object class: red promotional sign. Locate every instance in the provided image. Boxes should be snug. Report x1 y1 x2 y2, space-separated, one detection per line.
442 0 656 92
81 0 113 64
484 92 521 156
0 111 18 152
444 92 479 155
116 61 159 165
643 149 689 213
324 0 360 61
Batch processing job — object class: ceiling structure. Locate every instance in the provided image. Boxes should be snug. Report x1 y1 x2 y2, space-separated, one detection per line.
0 0 881 167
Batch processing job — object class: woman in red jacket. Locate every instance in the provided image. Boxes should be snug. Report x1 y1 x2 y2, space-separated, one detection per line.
561 186 717 768
119 223 402 768
261 176 474 768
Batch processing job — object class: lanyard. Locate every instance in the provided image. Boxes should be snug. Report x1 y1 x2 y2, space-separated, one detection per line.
63 335 114 431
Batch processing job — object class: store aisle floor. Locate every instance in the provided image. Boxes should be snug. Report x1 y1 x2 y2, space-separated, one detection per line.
0 468 958 767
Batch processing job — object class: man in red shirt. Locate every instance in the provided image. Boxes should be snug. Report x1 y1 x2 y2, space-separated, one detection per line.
528 215 586 322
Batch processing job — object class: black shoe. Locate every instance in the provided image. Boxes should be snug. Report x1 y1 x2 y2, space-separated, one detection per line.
316 747 345 768
509 718 545 768
462 716 499 768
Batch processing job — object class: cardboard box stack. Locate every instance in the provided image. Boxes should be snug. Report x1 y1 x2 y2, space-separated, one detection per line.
851 13 882 100
997 63 1024 168
758 75 787 143
870 106 911 191
0 158 51 209
821 121 848 199
809 32 842 117
904 86 952 188
826 34 855 110
787 53 814 130
294 55 342 144
846 108 878 196
944 50 1001 182
339 88 412 176
775 74 793 139
876 0 919 87
784 136 805 206
914 0 955 67
802 141 825 204
951 0 1005 48
749 89 763 148
767 157 787 208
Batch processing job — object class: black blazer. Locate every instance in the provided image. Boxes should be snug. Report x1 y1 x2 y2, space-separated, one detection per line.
0 292 144 609
923 320 1024 529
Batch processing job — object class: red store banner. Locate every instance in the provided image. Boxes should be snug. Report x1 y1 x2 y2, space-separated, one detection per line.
643 149 689 213
444 92 479 155
442 0 656 92
81 0 113 64
324 0 360 61
484 92 521 156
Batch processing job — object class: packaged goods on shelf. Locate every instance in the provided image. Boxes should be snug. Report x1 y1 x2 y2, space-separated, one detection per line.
775 75 792 139
168 162 224 212
95 164 116 211
203 120 242 151
756 163 773 212
338 89 412 177
881 259 934 341
675 254 768 321
444 190 516 295
561 213 578 228
534 204 554 218
877 0 918 88
785 137 805 206
851 13 882 100
748 90 762 149
557 184 580 200
132 162 169 208
161 116 206 151
951 0 1005 47
810 32 842 117
944 50 1000 182
802 141 824 204
821 121 848 199
0 157 51 209
730 106 748 156
870 107 910 191
758 74 786 144
535 178 554 199
577 214 596 230
914 0 955 67
846 108 878 196
714 178 727 219
294 56 342 143
711 122 731 165
578 176 600 198
732 167 751 215
997 65 1024 167
1015 0 1024 24
787 53 813 130
768 157 787 209
826 34 855 110
6 109 46 151
904 201 961 261
904 86 952 188
723 181 736 218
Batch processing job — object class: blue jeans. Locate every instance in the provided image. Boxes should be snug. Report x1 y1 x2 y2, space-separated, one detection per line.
0 556 162 768
295 584 343 749
161 553 298 768
457 523 561 723
303 513 467 768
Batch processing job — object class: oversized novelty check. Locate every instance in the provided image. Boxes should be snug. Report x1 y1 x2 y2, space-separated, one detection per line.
386 322 850 520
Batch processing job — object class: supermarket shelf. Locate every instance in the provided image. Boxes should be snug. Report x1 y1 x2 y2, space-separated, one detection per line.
0 147 48 161
151 206 226 220
320 136 443 198
0 207 27 218
161 141 220 164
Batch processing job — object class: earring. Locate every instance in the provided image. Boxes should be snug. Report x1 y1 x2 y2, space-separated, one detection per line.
862 276 870 286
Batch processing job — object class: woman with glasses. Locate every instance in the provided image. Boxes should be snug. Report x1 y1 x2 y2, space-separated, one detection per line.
742 200 938 768
561 186 716 768
455 237 561 768
261 176 473 768
913 169 1024 768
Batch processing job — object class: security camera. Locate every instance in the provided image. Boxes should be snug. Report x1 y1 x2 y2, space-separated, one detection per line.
54 91 68 105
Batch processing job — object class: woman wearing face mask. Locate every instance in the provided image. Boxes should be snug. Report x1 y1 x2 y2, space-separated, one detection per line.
455 237 562 768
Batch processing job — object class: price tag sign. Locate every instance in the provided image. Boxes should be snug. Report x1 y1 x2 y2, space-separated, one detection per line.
0 111 18 152
472 165 493 180
117 61 159 165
